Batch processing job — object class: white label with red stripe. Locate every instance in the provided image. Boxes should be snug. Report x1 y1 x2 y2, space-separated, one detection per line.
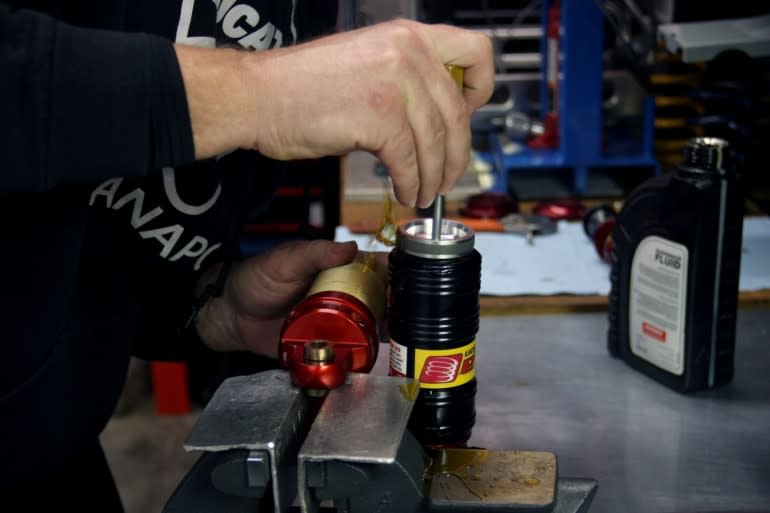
630 236 688 375
389 340 408 377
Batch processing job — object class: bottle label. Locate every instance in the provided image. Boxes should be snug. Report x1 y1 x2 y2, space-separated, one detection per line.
389 340 408 377
629 236 688 375
388 339 476 389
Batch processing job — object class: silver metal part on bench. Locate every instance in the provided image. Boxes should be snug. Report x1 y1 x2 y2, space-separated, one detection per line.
297 373 418 513
164 368 598 513
183 370 311 513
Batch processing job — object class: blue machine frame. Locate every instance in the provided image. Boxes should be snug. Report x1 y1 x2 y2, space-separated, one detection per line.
478 0 659 196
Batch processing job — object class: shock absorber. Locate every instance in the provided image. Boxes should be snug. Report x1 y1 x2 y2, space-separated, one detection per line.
388 219 481 449
279 252 388 392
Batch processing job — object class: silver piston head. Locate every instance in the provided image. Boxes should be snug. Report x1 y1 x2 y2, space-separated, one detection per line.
396 219 475 259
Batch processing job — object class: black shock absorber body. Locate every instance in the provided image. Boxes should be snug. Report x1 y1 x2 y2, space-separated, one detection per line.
388 219 481 448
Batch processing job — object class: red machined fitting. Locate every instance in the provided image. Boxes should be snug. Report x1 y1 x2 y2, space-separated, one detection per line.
460 191 518 219
279 291 380 390
593 219 616 263
548 2 560 39
283 342 352 390
582 204 618 264
527 112 559 149
532 199 587 221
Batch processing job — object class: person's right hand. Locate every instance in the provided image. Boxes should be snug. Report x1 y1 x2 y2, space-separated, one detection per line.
176 19 494 209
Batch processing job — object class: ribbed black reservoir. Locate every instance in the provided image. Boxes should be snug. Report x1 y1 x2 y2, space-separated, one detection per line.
388 219 481 448
607 137 744 392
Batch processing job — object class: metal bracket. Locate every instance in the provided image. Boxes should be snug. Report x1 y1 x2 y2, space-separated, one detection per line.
658 14 770 63
500 214 558 245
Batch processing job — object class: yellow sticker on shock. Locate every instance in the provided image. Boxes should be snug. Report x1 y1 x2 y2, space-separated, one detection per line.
413 340 476 389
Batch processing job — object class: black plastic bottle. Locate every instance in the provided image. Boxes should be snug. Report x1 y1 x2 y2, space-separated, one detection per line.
607 137 744 392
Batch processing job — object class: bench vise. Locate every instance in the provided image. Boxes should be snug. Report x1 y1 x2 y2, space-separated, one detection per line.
162 370 597 513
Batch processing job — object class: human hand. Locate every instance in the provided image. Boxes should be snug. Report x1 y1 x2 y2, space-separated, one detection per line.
248 19 494 208
195 239 358 357
177 19 494 209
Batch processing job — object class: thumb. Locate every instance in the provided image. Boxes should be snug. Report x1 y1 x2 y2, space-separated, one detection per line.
303 239 358 275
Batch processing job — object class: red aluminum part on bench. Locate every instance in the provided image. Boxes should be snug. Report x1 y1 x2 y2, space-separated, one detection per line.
593 218 617 264
532 199 587 221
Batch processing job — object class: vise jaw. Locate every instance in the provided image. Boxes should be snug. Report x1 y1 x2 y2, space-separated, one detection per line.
162 370 597 513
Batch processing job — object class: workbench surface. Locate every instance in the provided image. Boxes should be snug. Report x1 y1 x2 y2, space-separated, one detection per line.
374 308 770 513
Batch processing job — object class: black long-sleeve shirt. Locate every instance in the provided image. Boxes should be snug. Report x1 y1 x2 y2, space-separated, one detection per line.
0 2 195 193
0 0 319 487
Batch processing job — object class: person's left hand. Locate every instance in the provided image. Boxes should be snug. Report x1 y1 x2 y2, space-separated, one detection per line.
195 239 359 357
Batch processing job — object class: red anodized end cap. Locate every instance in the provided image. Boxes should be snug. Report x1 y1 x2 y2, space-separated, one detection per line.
279 291 379 390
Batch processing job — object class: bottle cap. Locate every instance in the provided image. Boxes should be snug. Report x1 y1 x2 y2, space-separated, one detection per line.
683 137 730 174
